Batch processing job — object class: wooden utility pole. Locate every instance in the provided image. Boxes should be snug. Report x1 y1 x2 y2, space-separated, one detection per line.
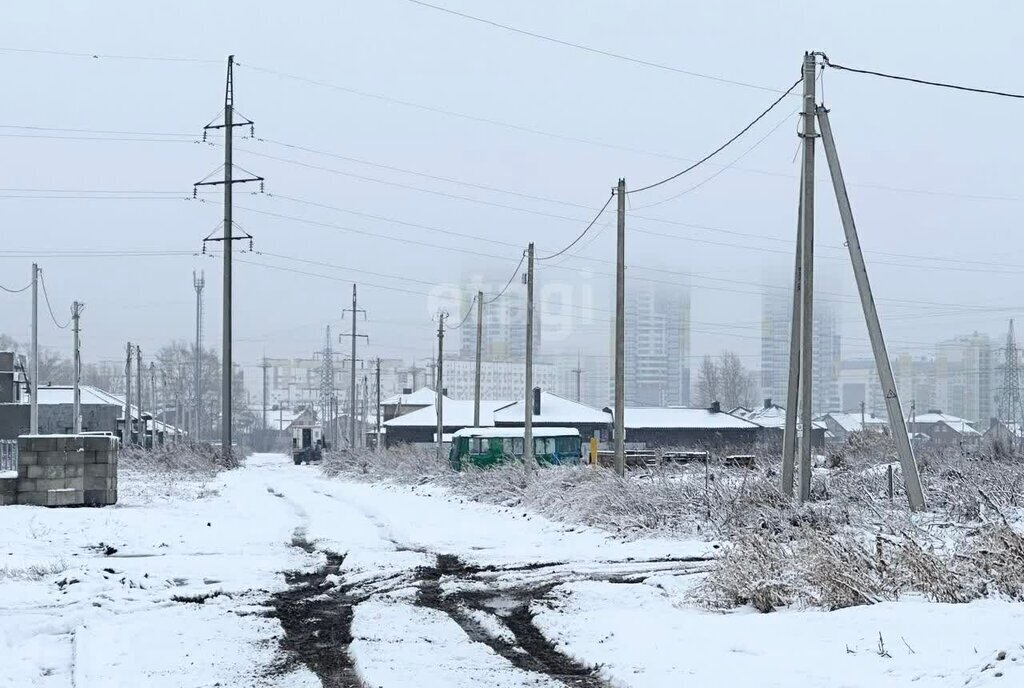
797 52 817 501
124 342 132 445
572 350 583 403
780 168 803 496
342 284 368 448
473 291 483 427
71 301 83 434
524 244 536 470
375 357 382 450
435 311 447 463
193 270 205 443
136 345 144 448
149 362 157 446
614 178 626 477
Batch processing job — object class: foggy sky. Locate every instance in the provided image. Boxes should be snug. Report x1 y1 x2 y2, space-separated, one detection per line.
2 0 1023 390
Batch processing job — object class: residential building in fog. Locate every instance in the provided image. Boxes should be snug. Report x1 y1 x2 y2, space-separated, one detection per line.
440 359 562 401
458 275 539 363
264 356 405 411
619 281 691 407
934 332 995 424
761 287 840 414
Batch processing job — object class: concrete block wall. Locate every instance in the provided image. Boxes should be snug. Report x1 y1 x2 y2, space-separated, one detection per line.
13 435 119 507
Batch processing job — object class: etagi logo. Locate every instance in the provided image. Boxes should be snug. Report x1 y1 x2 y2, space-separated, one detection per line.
425 269 601 341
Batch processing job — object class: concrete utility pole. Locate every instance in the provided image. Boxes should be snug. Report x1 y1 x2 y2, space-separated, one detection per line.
614 178 626 477
816 104 926 510
374 357 382 450
71 301 83 434
124 342 132 445
193 270 205 443
261 356 270 447
342 284 368 448
473 290 483 428
136 345 143 448
435 311 447 463
194 55 263 458
797 53 817 501
524 244 536 469
30 263 39 434
780 169 804 496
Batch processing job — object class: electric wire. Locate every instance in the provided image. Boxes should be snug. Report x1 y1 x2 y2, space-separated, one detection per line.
38 272 70 329
627 77 802 195
484 250 526 304
821 55 1024 100
399 0 787 93
0 280 32 293
0 46 219 63
536 192 615 261
445 293 477 330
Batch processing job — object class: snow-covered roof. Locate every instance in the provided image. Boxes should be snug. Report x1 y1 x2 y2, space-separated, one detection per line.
738 403 826 430
911 412 975 427
819 412 888 433
34 385 123 407
380 387 447 407
383 400 510 428
616 407 761 430
936 420 981 436
493 392 610 425
452 426 580 439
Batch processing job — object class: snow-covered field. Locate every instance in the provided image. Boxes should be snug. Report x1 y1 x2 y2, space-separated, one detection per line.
3 452 1021 687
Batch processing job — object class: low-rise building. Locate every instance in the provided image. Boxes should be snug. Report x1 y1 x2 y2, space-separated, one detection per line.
907 410 981 446
609 402 762 449
816 411 889 444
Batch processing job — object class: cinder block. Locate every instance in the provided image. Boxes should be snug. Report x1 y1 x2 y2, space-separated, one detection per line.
63 465 84 479
15 451 38 466
83 489 116 506
38 451 69 467
84 436 115 451
32 478 68 492
0 492 17 506
84 465 114 480
16 491 49 506
16 479 38 493
84 474 116 491
20 437 56 452
65 451 86 465
0 478 16 495
22 466 45 480
46 489 83 507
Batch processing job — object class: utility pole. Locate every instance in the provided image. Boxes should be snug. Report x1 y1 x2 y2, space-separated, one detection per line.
318 326 336 449
372 358 380 448
136 345 143 448
860 400 866 427
124 342 132 446
572 350 583 403
816 103 925 510
998 320 1024 453
524 244 536 470
435 311 447 463
342 284 368 448
780 168 804 496
261 356 270 449
473 291 484 427
193 270 205 443
71 301 83 434
614 178 626 477
194 55 263 460
30 263 39 434
149 362 157 446
797 53 817 501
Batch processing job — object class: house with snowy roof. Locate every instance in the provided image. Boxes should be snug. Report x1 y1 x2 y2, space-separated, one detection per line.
906 410 981 446
492 390 610 443
816 411 889 444
380 387 448 423
606 401 764 449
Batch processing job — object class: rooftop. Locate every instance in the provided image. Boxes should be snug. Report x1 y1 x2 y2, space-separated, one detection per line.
493 392 610 425
613 407 761 430
380 387 448 407
383 399 510 428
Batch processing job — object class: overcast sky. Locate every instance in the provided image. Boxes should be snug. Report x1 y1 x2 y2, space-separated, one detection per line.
2 0 1023 388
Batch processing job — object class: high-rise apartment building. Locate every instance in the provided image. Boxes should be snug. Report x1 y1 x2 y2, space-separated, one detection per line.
618 281 691 407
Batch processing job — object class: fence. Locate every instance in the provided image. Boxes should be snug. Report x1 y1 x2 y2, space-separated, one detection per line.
0 440 16 473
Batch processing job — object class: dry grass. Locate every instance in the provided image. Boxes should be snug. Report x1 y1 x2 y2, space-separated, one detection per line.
322 439 1024 612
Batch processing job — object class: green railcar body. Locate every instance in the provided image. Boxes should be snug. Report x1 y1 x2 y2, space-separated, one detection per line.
448 427 582 470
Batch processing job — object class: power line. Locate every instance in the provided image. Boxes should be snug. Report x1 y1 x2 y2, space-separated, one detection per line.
628 77 802 195
446 293 477 330
399 0 787 93
821 54 1024 100
0 45 218 64
38 271 70 329
0 124 194 137
484 250 526 304
537 192 614 261
0 280 32 293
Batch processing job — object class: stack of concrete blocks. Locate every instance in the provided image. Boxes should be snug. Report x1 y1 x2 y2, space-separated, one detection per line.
13 435 119 507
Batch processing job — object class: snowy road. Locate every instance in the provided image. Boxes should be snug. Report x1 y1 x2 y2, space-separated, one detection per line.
4 453 1022 687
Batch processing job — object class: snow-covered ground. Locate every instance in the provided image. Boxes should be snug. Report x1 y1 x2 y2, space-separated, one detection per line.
3 452 1021 687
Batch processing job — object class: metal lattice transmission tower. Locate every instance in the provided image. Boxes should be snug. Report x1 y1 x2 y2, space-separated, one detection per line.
999 319 1024 447
318 325 336 448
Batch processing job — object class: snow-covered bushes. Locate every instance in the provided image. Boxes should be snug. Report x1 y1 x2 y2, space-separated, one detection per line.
119 443 238 503
120 443 239 473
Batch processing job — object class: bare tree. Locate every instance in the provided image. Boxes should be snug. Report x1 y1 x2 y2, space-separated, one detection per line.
719 351 758 410
696 355 721 406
